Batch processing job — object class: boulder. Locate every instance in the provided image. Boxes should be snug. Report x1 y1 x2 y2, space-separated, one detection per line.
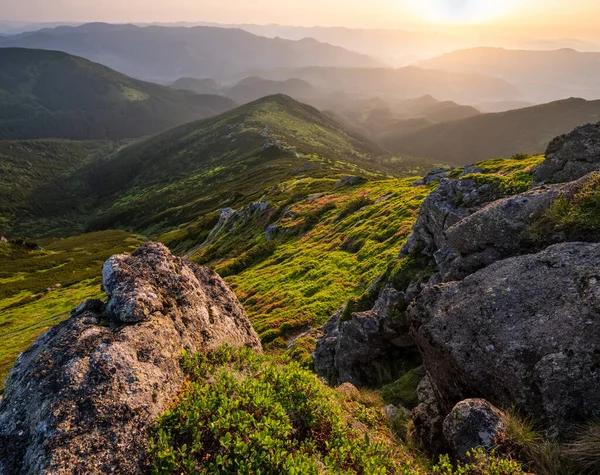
409 242 600 440
533 122 600 183
336 175 366 187
0 242 261 474
443 399 506 461
400 177 507 259
412 167 453 186
439 176 587 281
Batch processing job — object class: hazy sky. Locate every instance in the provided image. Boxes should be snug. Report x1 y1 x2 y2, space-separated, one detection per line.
2 0 600 36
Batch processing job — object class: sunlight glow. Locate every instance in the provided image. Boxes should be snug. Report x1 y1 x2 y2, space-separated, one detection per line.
405 0 520 25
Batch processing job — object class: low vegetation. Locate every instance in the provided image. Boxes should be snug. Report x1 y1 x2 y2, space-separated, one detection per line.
529 171 600 243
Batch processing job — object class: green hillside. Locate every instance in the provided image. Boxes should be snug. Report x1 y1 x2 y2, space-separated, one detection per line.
0 94 441 378
4 94 437 238
0 139 123 236
0 48 236 140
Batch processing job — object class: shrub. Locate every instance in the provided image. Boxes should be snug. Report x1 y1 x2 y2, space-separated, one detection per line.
148 346 399 474
337 196 373 222
433 449 526 475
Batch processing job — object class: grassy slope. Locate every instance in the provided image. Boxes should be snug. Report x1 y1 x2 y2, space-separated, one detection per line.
0 230 143 386
6 94 436 238
0 48 236 141
0 139 124 236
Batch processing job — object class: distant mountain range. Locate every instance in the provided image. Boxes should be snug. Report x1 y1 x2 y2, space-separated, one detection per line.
383 97 600 164
0 48 236 140
233 66 521 105
419 47 600 103
0 23 382 83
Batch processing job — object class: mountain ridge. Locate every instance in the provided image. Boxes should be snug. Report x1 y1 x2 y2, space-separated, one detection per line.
0 48 236 140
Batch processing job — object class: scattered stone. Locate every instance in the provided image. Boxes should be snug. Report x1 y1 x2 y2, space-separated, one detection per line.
412 376 446 454
443 399 506 461
294 163 313 173
265 223 279 241
0 236 7 243
533 122 600 183
248 201 269 213
336 175 365 187
0 242 261 474
413 168 453 186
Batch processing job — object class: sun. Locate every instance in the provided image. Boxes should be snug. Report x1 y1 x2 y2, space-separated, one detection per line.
405 0 519 25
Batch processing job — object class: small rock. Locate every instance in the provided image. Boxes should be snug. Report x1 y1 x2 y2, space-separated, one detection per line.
336 176 365 187
336 382 360 401
413 168 453 186
443 399 506 461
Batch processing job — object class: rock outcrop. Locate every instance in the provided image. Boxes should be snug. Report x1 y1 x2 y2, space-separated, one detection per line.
409 242 600 440
0 242 261 475
533 122 600 183
312 286 421 387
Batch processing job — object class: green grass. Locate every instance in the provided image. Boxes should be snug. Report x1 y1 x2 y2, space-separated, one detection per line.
0 230 143 387
207 178 433 346
529 172 600 243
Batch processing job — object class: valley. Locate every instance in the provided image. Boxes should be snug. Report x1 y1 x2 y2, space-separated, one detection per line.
1 14 600 474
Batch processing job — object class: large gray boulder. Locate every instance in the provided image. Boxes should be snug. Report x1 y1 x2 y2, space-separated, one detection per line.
533 122 600 183
409 242 600 440
0 242 261 475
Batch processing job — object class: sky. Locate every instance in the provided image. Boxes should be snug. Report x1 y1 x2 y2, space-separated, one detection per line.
2 0 600 38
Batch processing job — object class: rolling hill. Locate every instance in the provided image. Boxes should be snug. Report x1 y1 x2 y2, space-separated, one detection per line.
419 47 600 103
1 23 382 83
0 48 236 140
238 66 522 104
383 97 600 164
3 94 438 238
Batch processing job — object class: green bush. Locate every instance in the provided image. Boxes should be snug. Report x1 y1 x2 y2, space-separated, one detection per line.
148 346 397 474
433 449 526 475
